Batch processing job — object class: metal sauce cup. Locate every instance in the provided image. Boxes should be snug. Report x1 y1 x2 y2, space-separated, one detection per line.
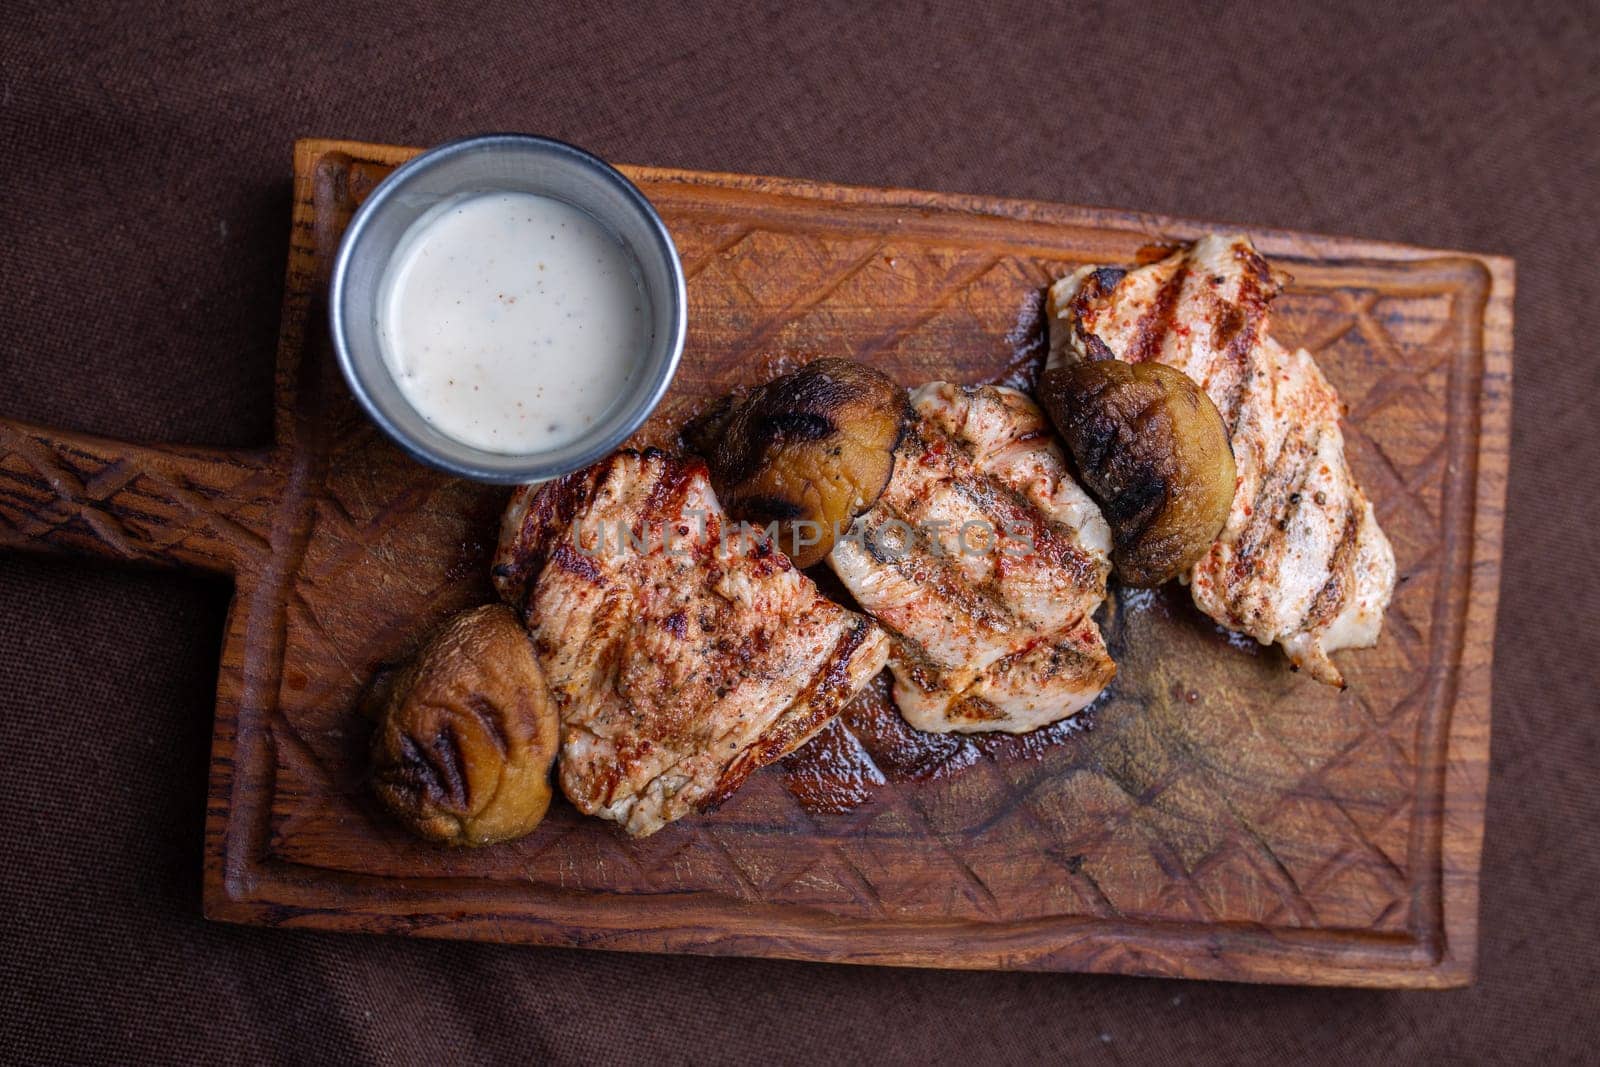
329 134 686 484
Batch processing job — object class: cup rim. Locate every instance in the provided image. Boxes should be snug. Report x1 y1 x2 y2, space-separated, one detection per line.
328 133 687 485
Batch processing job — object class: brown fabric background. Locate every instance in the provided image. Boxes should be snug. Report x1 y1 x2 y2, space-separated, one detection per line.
2 1 1596 1063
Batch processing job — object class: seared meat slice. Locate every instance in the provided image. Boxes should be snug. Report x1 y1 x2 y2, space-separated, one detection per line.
1047 234 1396 685
828 383 1115 734
493 449 889 836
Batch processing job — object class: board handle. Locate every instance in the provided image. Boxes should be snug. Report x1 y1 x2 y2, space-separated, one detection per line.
0 418 277 575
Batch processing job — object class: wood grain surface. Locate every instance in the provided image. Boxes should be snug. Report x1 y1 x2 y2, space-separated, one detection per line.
0 138 1512 987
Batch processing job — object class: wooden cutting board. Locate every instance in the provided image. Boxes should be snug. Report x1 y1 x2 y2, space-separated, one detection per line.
0 139 1511 988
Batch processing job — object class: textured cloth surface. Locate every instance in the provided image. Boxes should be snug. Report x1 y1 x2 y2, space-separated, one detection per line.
2 2 1597 1063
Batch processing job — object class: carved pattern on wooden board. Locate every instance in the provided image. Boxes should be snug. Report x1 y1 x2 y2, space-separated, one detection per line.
0 139 1512 988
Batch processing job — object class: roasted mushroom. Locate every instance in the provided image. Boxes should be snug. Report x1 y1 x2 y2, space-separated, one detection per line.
683 358 906 567
370 603 559 846
1038 359 1235 587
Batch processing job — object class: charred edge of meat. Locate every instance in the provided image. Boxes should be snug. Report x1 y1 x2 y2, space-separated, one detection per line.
1081 266 1128 299
498 449 701 609
1135 243 1182 266
1081 332 1118 362
1069 267 1128 361
1235 240 1286 295
493 461 603 608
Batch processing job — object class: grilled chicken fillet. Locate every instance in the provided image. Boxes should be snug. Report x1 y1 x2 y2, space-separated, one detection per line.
1047 234 1396 685
493 449 890 836
827 383 1115 734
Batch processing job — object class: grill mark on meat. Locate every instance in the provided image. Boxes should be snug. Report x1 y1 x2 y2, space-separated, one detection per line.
1050 634 1113 687
1218 266 1271 433
875 416 1102 633
637 449 704 544
1301 501 1363 633
861 423 1028 634
946 471 1102 592
1125 264 1189 364
550 542 604 585
1245 425 1322 546
1220 353 1257 438
984 628 1065 677
902 656 946 697
495 457 611 607
865 505 1017 635
1211 302 1247 351
815 621 888 716
1224 428 1321 617
948 693 1006 723
864 615 943 680
903 411 1101 591
703 618 876 810
1236 241 1279 292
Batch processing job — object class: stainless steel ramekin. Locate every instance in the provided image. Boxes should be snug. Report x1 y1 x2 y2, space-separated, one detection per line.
329 134 686 484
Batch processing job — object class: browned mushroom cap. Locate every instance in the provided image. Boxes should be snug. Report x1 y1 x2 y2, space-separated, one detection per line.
684 358 906 567
370 603 558 846
1038 359 1236 587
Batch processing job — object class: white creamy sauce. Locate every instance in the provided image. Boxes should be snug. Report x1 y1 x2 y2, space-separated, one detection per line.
377 191 650 453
